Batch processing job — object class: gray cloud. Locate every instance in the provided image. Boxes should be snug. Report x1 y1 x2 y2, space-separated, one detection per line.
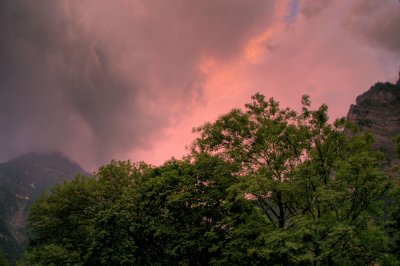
300 0 333 18
344 0 400 54
0 0 275 169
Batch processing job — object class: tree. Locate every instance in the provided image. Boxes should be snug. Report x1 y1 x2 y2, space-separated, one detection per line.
24 155 263 265
0 250 10 266
90 155 255 265
23 93 394 265
24 161 150 266
87 161 152 266
25 175 98 265
384 136 400 264
193 93 391 265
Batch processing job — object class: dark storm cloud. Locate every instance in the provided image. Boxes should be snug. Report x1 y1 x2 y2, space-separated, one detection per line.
345 0 400 54
0 0 275 169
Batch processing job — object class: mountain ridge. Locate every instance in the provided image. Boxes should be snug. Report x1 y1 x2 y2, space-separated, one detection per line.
0 152 87 264
347 81 400 164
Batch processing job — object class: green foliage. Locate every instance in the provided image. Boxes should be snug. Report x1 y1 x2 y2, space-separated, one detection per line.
395 135 400 158
386 182 400 264
22 93 399 265
0 250 10 266
26 175 97 265
193 93 392 265
24 161 150 265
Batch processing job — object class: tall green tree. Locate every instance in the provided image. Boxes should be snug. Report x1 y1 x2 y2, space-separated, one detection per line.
193 93 391 265
384 136 400 264
89 155 255 265
23 93 394 265
24 161 149 266
84 161 151 265
25 175 97 265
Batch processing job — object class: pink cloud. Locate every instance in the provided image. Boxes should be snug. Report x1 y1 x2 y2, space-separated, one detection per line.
0 0 398 169
134 0 400 166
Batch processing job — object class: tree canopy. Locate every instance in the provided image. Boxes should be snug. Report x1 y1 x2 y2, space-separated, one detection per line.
21 94 399 265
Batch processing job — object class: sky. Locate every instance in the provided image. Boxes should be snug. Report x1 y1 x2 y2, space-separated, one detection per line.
0 0 399 171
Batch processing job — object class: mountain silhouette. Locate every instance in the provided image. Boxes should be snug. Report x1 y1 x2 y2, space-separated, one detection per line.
0 152 87 264
347 81 400 165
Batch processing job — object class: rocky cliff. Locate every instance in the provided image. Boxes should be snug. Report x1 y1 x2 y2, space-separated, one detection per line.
347 81 400 164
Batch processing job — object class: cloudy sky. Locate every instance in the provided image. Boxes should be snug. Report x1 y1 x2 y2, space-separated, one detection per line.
0 0 399 170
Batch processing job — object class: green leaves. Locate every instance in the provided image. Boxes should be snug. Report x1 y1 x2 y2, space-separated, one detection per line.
26 175 97 265
193 93 393 264
23 93 399 265
24 162 149 265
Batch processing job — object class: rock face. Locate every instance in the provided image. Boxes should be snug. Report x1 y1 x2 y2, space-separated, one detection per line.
0 152 87 264
347 81 400 163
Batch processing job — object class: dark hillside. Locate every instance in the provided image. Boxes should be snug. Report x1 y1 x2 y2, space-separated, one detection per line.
347 81 400 164
0 152 87 264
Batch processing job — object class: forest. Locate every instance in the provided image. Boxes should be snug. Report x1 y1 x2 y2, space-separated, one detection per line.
16 94 400 265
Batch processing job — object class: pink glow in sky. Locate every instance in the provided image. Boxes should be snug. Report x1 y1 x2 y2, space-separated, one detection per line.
0 0 399 170
134 0 400 167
